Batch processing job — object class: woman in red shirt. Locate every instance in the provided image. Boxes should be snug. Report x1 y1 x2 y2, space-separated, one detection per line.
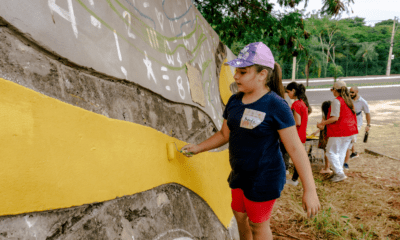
285 82 311 186
317 81 358 182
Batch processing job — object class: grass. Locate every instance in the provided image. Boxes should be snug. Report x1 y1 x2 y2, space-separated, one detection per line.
270 100 400 239
304 81 400 89
272 154 400 239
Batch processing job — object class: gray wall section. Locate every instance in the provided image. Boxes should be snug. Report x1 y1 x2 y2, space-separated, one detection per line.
0 0 224 129
0 184 237 240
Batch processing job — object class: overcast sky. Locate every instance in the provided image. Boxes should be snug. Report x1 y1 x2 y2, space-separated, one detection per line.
271 0 400 25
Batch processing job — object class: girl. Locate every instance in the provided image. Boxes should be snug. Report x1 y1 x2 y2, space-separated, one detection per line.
285 82 311 186
317 81 358 182
182 42 320 240
313 101 332 174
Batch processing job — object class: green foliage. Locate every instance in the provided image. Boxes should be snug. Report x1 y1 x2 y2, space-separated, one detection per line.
194 0 400 78
284 15 400 78
328 63 344 80
375 19 399 27
305 207 350 238
193 0 352 60
355 42 378 62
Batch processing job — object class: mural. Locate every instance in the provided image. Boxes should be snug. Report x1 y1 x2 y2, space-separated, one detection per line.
0 78 232 225
0 0 225 129
0 0 240 238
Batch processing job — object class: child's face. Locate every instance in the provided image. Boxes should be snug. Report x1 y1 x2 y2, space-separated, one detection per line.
234 66 264 93
286 89 296 99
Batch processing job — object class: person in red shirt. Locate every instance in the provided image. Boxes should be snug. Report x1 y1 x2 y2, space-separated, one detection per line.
285 82 312 186
317 80 358 182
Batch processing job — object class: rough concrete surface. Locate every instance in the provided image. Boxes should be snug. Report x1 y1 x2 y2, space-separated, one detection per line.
0 184 234 240
0 26 221 146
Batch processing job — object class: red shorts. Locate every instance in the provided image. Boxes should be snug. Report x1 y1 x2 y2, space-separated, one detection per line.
231 188 276 223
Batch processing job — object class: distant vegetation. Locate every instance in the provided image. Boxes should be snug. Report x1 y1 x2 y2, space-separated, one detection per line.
194 0 400 78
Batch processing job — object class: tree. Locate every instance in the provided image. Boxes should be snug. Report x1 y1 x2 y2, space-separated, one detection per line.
299 36 328 85
304 14 346 77
193 0 354 59
355 42 378 75
355 42 379 62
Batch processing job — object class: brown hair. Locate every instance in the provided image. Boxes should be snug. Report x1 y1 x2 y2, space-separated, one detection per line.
254 63 285 98
286 82 312 114
336 86 355 114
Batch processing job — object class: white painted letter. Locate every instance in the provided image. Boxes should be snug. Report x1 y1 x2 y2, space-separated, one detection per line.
155 8 164 31
143 51 157 84
164 40 175 66
113 30 122 61
48 0 78 38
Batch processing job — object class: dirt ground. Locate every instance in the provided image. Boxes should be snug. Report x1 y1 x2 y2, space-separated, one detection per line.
308 100 400 159
271 99 400 239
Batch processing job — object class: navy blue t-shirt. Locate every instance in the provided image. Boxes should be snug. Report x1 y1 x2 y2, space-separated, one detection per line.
223 91 295 202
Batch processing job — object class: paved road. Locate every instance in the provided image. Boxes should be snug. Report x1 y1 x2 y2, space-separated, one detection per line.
307 86 400 105
283 77 400 87
283 75 400 105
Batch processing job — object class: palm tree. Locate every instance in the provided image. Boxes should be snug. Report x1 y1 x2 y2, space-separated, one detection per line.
355 42 378 75
301 36 328 86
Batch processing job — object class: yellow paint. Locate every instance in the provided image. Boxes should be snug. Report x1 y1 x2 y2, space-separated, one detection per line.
219 59 236 105
0 78 233 227
166 142 176 161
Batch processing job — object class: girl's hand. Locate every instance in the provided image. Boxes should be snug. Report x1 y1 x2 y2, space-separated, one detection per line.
317 122 324 130
311 130 319 136
302 190 321 219
181 144 202 157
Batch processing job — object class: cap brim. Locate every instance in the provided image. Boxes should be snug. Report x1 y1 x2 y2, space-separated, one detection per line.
224 59 254 68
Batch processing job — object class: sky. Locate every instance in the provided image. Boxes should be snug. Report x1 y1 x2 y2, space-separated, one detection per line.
270 0 400 26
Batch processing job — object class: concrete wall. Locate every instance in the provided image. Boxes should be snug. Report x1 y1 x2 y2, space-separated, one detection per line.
0 0 227 129
0 0 238 239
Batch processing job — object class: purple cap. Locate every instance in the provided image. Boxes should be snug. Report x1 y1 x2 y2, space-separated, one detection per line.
225 42 275 69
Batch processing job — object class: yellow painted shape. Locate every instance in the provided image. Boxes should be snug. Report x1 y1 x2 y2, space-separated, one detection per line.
166 142 176 161
219 59 236 105
0 78 233 227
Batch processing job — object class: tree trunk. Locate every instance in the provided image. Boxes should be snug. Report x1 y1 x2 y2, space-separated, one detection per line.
306 59 312 87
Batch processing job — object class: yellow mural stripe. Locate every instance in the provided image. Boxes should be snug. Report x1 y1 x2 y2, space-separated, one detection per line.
219 59 236 105
0 78 232 227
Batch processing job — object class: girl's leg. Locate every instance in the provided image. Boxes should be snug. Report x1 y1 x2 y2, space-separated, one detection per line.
248 218 272 240
233 210 253 240
244 198 276 240
232 189 252 240
324 152 330 170
292 167 299 181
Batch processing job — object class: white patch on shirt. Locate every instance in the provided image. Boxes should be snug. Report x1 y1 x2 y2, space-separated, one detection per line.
240 108 266 129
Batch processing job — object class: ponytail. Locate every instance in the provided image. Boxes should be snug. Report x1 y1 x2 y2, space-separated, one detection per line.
337 86 355 114
321 100 332 118
286 82 312 114
254 63 285 98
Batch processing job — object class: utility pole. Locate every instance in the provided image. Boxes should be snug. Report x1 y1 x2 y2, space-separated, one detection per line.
386 17 396 76
292 56 296 81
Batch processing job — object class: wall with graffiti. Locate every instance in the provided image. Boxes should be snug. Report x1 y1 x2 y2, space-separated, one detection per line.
0 0 238 239
0 0 226 129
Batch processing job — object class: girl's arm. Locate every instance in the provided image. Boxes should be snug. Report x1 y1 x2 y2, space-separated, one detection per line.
182 119 230 156
293 110 301 126
311 129 320 136
317 116 338 129
278 126 321 218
